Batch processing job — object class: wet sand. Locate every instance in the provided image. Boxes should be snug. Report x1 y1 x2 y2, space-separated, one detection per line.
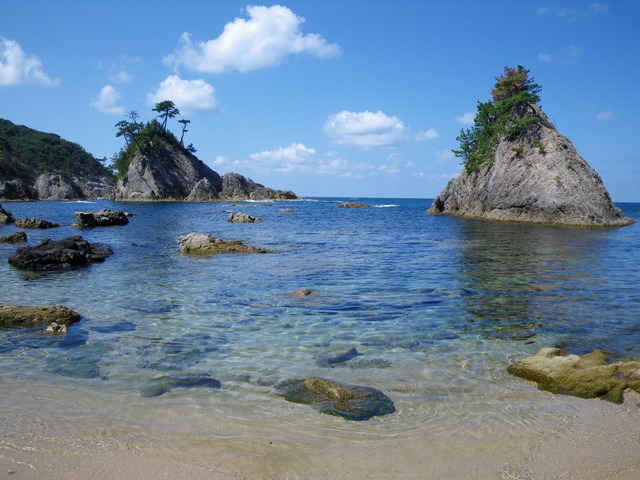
2 394 639 480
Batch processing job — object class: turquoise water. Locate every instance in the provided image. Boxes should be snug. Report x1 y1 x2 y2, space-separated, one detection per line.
1 198 639 459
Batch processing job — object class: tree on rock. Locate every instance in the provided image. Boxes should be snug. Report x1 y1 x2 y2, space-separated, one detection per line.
153 100 180 130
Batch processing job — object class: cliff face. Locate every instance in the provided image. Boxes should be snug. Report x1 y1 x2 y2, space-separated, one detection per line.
428 104 633 226
116 139 297 201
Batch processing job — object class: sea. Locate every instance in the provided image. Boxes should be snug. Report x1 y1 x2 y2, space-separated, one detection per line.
1 197 639 477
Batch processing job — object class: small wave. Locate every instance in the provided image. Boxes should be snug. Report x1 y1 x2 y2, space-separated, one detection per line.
71 201 97 204
374 204 399 208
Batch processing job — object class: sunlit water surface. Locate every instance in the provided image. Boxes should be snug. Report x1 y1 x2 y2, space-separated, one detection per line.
1 198 639 472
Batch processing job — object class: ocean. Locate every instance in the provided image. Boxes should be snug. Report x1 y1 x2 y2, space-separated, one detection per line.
1 197 639 477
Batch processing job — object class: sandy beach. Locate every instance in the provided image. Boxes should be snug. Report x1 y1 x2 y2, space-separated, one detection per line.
2 390 639 480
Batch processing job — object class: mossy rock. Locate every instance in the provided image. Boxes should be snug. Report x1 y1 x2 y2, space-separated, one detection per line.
508 347 640 403
177 232 266 254
336 202 370 208
275 377 395 421
0 305 81 328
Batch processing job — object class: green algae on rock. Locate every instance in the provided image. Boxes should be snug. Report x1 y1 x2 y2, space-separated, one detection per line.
0 305 81 328
508 347 640 403
275 377 395 421
177 232 267 254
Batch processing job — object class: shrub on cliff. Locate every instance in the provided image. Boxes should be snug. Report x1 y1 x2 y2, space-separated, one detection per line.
454 66 547 172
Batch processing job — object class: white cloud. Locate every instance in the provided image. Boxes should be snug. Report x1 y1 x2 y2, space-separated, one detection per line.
565 45 583 57
588 3 609 14
147 75 219 115
90 85 125 115
435 150 455 162
164 5 340 74
596 110 614 121
455 112 475 125
250 143 317 173
323 110 407 149
415 128 440 141
0 37 59 87
538 53 552 62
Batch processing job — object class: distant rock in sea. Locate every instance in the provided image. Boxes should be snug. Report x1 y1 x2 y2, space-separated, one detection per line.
116 137 298 202
428 67 633 227
8 235 112 271
337 202 370 208
75 208 129 228
177 232 267 254
14 217 60 229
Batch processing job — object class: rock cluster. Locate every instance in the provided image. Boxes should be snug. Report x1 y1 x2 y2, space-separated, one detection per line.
227 212 262 223
508 347 640 403
0 304 81 328
275 377 396 421
177 232 267 254
8 235 113 271
115 138 297 202
428 103 633 226
75 208 129 228
337 202 370 208
14 218 60 229
139 373 221 397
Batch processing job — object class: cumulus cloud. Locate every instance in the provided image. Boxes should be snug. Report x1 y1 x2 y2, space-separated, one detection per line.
0 37 59 87
147 75 219 115
163 5 340 74
596 110 614 121
90 85 125 115
250 143 317 173
415 128 440 141
455 112 475 125
323 110 407 149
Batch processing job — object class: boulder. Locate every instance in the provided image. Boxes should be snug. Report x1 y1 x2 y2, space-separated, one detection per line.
177 232 267 254
0 204 15 224
8 235 113 271
75 208 129 228
508 347 640 403
227 212 262 223
0 304 81 328
34 173 85 200
337 202 370 208
428 103 633 226
275 377 396 421
0 231 27 243
220 172 298 201
14 218 60 229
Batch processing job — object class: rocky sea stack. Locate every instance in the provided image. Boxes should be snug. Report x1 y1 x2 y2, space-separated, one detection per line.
428 66 633 227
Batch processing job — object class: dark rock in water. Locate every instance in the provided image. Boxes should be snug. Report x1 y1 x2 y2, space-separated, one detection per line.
140 374 222 397
221 172 298 201
0 231 27 243
336 202 370 208
75 208 129 228
315 347 359 367
177 232 267 254
349 359 393 369
508 347 640 403
428 103 633 226
275 377 396 421
227 212 262 223
8 235 112 271
0 204 15 224
289 288 313 298
0 304 81 327
14 218 60 229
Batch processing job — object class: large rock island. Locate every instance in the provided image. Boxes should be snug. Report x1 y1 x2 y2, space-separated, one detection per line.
428 67 633 227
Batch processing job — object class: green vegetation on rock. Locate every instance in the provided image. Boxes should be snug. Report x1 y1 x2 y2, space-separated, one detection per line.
453 66 546 172
0 118 112 182
111 101 195 179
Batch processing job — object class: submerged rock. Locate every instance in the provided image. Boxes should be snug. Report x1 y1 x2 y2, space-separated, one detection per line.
0 231 27 243
14 217 60 229
0 204 15 224
336 202 370 208
508 347 640 403
75 208 129 228
0 304 81 328
275 377 395 421
177 232 267 254
140 374 222 397
227 212 262 223
315 347 360 367
8 235 112 271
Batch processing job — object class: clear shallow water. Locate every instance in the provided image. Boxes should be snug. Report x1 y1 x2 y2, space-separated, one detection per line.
1 198 639 462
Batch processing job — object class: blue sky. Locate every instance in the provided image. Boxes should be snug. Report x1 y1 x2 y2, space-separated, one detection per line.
1 1 638 200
